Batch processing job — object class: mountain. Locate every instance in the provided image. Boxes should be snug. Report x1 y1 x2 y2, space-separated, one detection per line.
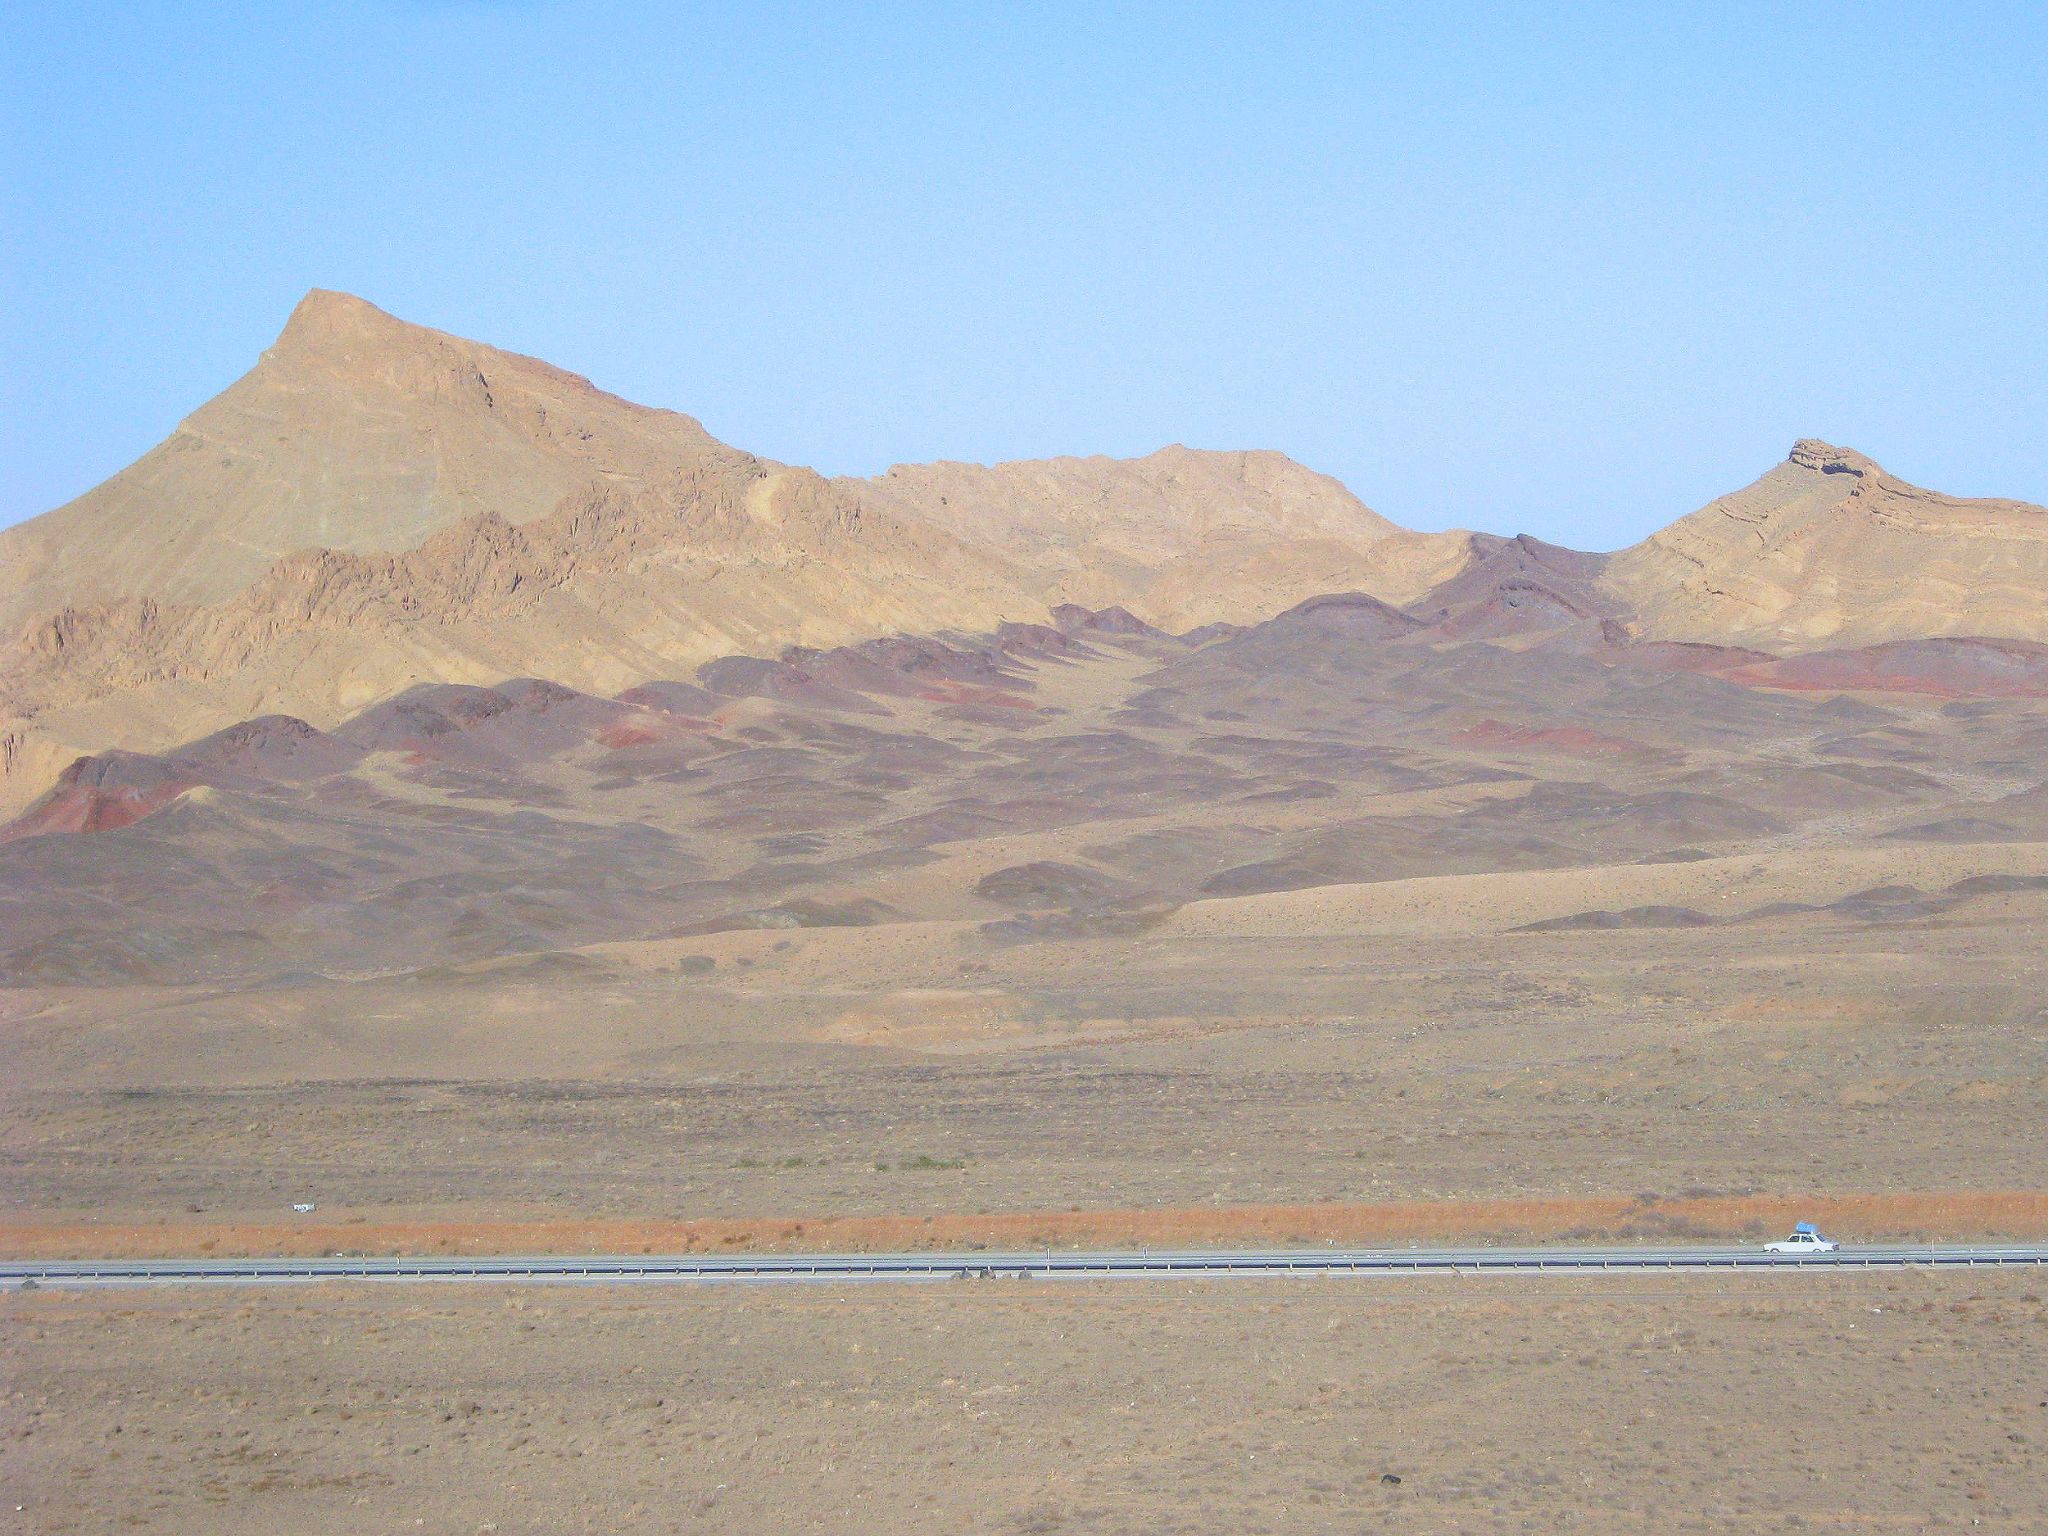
0 289 760 625
1604 439 2048 649
6 295 2046 821
0 292 1448 815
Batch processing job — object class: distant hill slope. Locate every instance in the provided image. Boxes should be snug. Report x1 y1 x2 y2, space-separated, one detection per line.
1604 440 2048 650
849 446 1466 623
8 596 2047 989
0 293 1445 814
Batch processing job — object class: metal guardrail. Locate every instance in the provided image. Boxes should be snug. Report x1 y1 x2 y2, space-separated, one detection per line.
5 1244 2047 1288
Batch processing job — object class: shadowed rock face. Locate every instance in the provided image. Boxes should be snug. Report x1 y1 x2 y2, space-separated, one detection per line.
6 593 2046 988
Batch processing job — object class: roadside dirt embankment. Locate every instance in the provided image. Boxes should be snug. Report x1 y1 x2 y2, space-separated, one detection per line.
6 1190 2045 1260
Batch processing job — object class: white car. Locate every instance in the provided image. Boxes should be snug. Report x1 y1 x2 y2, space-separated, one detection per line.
1763 1224 1837 1254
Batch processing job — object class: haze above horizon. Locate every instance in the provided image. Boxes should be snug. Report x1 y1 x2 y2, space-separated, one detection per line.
3 2 2044 549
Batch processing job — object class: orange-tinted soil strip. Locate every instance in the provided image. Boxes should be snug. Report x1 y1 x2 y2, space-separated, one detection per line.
4 1191 2046 1261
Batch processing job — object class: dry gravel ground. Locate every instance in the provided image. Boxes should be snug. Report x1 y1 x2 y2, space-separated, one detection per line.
7 900 2045 1239
6 1270 2046 1534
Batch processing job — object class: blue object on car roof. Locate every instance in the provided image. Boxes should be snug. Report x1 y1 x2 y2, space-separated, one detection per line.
1794 1221 1818 1234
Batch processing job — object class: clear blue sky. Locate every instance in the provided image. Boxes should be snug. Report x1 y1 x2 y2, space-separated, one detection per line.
3 2 2044 548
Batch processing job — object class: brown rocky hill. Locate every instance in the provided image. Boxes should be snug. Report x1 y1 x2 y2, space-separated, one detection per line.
1604 439 2048 650
0 292 1452 814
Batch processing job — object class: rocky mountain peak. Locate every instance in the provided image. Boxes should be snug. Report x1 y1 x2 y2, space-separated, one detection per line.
1787 439 1884 480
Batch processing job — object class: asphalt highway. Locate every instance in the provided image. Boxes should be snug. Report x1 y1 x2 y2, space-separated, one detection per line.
6 1243 2046 1289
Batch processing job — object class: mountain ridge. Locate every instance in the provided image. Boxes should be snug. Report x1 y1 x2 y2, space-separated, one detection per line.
5 290 2046 817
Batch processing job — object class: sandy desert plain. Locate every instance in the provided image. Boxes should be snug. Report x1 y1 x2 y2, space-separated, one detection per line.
5 295 2048 1530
